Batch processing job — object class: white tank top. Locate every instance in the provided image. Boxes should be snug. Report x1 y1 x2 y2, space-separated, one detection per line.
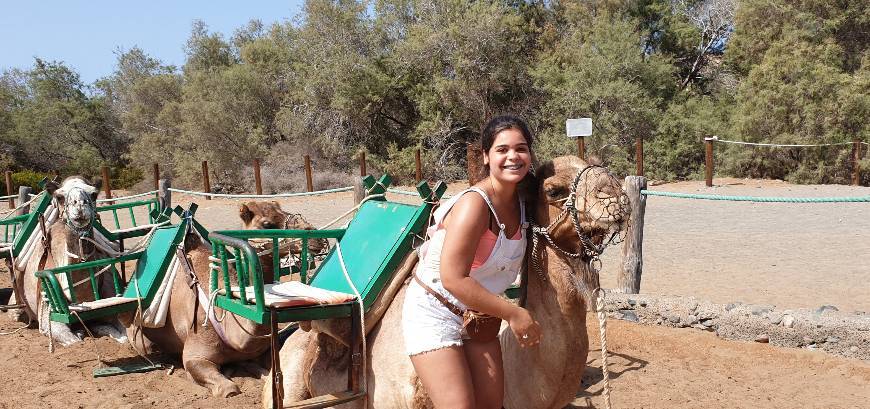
415 188 527 309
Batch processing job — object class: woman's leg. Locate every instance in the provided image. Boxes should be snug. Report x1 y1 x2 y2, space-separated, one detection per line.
464 339 505 409
410 346 475 409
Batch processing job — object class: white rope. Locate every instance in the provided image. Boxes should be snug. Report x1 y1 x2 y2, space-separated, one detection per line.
0 192 44 218
334 240 368 403
317 194 385 230
167 186 352 199
0 194 17 200
96 190 158 203
709 136 868 148
593 287 612 409
386 188 452 199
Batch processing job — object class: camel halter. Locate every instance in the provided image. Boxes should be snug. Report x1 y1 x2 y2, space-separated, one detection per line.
528 165 627 409
56 187 97 237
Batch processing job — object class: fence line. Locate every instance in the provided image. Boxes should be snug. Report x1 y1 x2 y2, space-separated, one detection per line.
709 136 867 148
167 186 353 199
641 190 870 203
96 190 158 203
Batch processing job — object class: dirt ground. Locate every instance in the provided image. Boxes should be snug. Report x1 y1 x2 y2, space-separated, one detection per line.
0 178 867 408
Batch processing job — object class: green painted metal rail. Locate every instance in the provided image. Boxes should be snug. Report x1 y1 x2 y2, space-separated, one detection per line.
96 197 160 230
641 190 870 203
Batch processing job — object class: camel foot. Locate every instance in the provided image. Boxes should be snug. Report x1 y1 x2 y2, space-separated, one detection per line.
41 323 82 347
91 322 128 344
183 353 241 398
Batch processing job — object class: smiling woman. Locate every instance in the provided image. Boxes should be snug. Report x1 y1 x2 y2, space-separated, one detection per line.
401 115 538 409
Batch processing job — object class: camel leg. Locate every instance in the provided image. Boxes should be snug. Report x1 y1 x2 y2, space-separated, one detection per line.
126 325 155 355
182 347 240 398
37 300 81 346
5 292 27 323
263 330 312 409
90 320 129 344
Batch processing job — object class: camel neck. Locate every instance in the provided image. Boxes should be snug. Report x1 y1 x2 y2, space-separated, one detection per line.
502 247 590 408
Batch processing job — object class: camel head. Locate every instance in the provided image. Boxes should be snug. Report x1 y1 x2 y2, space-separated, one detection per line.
238 201 328 255
530 156 629 295
46 176 101 234
240 201 295 230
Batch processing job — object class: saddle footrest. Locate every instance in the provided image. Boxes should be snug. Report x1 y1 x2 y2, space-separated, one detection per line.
282 390 365 409
68 296 140 312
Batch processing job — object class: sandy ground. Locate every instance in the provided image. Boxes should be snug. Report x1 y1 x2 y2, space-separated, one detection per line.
0 177 867 408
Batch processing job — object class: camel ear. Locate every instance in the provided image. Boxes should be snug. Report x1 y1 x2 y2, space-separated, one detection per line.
45 181 60 196
91 177 102 191
239 203 254 224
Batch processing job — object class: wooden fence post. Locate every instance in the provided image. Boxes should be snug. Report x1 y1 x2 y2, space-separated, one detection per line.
158 179 171 210
415 148 422 183
353 176 365 205
618 176 647 294
101 166 113 203
253 159 263 195
359 151 366 177
201 161 211 200
304 155 313 192
852 139 861 186
16 186 31 216
704 137 715 187
4 171 13 208
467 143 486 185
152 163 160 191
635 136 644 177
577 138 586 160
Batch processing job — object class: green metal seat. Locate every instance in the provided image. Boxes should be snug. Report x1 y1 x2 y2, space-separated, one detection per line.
36 208 188 324
208 175 446 409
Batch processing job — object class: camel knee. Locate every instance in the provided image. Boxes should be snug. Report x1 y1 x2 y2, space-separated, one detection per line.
183 352 240 397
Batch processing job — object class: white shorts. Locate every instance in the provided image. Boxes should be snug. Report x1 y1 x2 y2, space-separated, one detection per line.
401 281 465 356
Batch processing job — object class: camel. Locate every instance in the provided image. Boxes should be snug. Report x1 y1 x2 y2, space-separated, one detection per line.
122 202 324 397
263 156 629 408
13 176 127 346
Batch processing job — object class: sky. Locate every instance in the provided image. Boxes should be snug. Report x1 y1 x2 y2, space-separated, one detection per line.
0 0 305 84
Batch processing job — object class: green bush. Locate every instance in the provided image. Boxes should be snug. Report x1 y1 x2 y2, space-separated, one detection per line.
7 170 51 195
112 167 144 190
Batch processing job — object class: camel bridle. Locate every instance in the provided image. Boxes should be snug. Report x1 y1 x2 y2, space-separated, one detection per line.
529 165 627 281
56 186 97 237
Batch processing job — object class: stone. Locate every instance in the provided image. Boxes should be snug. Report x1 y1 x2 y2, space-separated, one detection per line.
754 334 769 343
815 305 839 314
655 317 663 325
781 315 795 328
618 310 639 323
768 312 783 325
639 301 648 307
751 305 773 316
700 318 715 328
691 324 707 330
725 303 739 312
806 344 818 350
682 315 699 326
688 301 699 313
826 337 840 343
627 299 636 306
850 346 859 353
802 336 814 345
668 315 681 324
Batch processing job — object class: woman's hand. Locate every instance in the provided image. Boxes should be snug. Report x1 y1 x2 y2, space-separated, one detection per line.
507 306 542 348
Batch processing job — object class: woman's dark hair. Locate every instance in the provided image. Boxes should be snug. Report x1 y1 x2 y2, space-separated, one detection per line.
480 115 534 154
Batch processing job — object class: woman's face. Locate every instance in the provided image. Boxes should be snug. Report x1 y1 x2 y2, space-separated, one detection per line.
483 127 531 185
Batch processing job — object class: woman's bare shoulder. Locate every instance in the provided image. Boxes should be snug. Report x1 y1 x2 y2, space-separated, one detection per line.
443 191 490 230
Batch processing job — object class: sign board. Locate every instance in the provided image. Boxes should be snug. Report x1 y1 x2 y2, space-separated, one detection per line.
566 118 592 138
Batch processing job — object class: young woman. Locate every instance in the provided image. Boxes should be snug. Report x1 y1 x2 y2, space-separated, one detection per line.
402 115 541 409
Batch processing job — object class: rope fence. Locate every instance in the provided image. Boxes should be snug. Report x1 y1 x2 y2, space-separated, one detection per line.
96 190 157 203
641 190 870 203
167 186 353 199
709 136 869 148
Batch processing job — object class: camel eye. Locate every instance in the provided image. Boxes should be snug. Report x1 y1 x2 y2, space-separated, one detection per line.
546 187 566 200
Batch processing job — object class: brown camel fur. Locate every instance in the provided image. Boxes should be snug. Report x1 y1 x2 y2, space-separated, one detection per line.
264 156 628 408
13 176 127 346
123 203 326 397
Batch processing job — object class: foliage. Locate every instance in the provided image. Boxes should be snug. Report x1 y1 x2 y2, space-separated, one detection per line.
0 0 867 187
10 169 52 195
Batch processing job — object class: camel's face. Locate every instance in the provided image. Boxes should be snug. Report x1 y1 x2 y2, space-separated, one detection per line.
537 156 628 256
239 201 289 229
46 176 100 232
